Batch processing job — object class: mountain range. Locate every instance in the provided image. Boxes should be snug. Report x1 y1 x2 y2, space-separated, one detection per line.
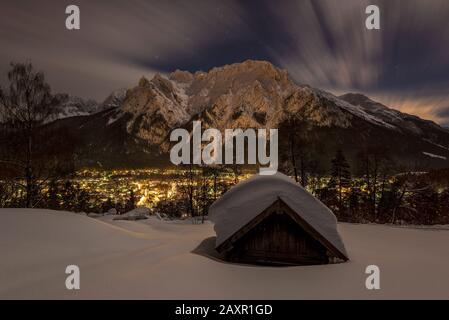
51 89 127 121
50 60 449 171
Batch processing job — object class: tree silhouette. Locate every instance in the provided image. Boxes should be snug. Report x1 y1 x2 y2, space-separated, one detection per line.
0 62 75 207
328 149 351 208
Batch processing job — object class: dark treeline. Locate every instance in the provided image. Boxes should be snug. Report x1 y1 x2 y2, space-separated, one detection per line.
0 178 137 215
324 150 449 225
281 117 449 225
0 62 137 214
284 144 449 225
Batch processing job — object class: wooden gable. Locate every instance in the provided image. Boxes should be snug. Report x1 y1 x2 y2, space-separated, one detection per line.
216 198 348 265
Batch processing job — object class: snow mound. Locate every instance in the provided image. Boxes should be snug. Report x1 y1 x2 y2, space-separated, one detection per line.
209 173 348 259
113 208 150 221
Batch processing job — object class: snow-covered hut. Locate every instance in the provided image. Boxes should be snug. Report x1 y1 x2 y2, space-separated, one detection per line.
209 173 349 265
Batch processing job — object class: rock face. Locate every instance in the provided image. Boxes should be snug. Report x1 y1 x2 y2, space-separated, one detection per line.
117 60 364 141
121 75 189 145
50 60 449 169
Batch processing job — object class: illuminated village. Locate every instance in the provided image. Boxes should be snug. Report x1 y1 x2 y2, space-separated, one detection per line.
56 167 254 216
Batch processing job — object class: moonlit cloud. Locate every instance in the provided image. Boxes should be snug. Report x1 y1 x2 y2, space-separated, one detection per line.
0 0 448 126
0 0 247 99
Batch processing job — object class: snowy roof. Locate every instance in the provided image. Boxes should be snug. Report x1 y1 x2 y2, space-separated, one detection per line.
209 172 348 259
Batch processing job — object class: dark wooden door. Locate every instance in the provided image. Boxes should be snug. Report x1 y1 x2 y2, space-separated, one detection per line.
229 211 329 265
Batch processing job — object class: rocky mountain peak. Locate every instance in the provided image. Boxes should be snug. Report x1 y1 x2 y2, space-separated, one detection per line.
195 60 292 92
138 76 151 87
180 60 294 115
169 69 194 84
120 71 190 145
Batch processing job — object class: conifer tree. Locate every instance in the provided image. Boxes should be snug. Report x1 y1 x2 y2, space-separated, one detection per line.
329 149 351 208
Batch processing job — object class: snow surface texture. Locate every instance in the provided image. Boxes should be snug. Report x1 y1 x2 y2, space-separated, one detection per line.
209 173 348 259
1 209 449 299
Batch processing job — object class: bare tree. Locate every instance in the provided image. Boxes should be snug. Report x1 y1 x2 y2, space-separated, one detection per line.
0 62 75 208
390 174 430 224
282 118 312 187
329 149 351 209
177 164 197 218
357 145 390 220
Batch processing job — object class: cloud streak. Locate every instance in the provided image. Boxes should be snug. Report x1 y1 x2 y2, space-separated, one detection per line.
0 0 448 125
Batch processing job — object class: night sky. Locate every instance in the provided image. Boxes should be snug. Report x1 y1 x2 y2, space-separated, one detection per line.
1 0 449 126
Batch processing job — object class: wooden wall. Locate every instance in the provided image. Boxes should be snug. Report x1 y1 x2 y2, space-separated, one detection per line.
227 210 329 266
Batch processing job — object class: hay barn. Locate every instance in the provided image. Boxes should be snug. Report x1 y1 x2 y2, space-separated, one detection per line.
209 173 349 266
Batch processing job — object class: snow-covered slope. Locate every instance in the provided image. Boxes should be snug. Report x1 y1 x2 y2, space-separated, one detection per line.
318 90 397 130
51 94 99 121
423 151 447 160
1 209 449 299
51 89 127 122
340 93 449 146
101 88 127 110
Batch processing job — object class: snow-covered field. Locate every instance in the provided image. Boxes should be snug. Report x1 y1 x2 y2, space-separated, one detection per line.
1 209 449 300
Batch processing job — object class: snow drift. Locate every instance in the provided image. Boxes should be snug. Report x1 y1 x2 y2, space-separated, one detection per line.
1 209 449 299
